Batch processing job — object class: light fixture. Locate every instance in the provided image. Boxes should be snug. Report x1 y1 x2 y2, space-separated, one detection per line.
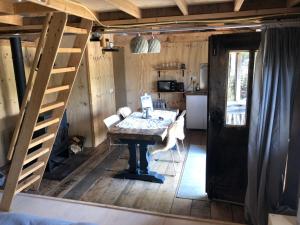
90 32 101 42
130 34 148 54
148 36 161 53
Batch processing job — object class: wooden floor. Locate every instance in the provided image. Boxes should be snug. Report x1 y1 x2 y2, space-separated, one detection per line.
33 130 245 224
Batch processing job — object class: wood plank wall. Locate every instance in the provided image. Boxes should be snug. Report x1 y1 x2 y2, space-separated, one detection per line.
0 40 35 167
0 38 116 166
114 33 214 111
86 41 116 147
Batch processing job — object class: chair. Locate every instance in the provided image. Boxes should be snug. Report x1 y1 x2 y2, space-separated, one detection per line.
174 110 186 154
148 122 178 175
117 106 132 118
103 114 125 151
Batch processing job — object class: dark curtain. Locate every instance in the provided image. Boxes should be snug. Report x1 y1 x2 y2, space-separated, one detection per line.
245 27 300 225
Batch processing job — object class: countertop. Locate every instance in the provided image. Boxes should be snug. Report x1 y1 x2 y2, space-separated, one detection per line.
185 90 208 95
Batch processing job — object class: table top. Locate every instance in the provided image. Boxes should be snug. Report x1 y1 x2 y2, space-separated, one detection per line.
108 110 177 142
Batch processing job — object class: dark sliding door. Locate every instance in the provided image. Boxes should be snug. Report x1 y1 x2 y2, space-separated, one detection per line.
206 33 260 203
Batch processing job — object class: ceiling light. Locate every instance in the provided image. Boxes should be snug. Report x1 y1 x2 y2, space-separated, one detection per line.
148 36 161 54
130 34 148 54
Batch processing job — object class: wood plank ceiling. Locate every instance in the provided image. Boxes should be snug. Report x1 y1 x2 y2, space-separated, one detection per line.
0 0 300 33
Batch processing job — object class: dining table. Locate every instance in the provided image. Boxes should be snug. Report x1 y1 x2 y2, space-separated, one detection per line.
108 109 178 184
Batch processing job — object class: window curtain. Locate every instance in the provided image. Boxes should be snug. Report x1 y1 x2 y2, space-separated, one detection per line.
245 27 300 225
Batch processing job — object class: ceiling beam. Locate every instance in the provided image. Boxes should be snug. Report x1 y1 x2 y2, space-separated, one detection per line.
0 0 14 14
174 0 189 15
0 15 23 26
287 0 300 7
103 0 141 18
102 7 300 26
14 0 98 21
234 0 245 11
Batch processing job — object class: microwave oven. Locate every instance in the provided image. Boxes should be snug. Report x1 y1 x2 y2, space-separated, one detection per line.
157 80 177 92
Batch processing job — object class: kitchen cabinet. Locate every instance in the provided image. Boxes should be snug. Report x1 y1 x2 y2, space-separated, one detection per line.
186 93 207 129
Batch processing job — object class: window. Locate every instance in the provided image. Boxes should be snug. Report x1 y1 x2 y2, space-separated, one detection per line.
225 51 250 126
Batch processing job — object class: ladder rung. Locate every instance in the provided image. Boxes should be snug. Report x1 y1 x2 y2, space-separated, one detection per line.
45 85 70 94
29 133 55 149
51 67 76 74
58 48 82 53
24 148 50 165
39 101 65 114
16 175 40 193
34 117 60 131
19 161 45 181
65 26 87 34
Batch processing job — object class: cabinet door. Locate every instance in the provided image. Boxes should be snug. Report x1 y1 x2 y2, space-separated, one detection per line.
186 95 207 129
201 96 208 129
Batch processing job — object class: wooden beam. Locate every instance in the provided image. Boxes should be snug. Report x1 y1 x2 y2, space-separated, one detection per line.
287 0 300 7
102 7 300 26
14 0 98 21
103 0 141 18
174 0 189 15
0 15 23 26
0 0 14 14
14 2 56 15
234 0 245 11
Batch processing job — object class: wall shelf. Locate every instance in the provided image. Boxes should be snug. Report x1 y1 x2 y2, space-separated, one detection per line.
155 68 186 77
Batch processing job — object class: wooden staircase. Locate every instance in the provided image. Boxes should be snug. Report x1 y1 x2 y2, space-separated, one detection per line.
0 12 93 211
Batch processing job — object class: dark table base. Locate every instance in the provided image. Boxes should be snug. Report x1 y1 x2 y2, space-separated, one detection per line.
114 170 165 183
113 139 165 183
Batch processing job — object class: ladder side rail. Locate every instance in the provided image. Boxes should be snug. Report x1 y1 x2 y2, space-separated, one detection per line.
7 13 53 161
0 12 68 212
32 19 93 190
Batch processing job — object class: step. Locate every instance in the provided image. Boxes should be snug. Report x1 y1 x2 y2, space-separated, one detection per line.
16 175 40 193
24 148 50 165
65 26 87 34
58 48 82 53
34 117 60 131
28 133 55 149
51 67 76 74
39 101 65 114
45 85 70 94
19 161 45 181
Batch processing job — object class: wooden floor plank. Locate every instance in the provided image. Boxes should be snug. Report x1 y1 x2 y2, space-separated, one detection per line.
211 202 233 222
35 130 243 223
231 204 245 224
191 200 211 219
171 198 192 216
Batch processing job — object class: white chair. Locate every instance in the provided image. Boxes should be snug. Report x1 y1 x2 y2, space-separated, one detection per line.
174 110 186 156
103 114 124 151
148 122 178 176
117 106 132 118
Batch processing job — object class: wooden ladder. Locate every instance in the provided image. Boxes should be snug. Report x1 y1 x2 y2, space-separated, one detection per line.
0 12 92 211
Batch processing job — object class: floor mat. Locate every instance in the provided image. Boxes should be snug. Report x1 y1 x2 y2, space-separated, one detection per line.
176 144 207 200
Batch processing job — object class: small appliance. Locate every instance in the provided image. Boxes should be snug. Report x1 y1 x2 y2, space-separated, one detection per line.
157 80 177 92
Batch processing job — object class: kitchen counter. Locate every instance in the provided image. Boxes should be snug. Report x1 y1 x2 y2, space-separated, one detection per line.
185 90 207 95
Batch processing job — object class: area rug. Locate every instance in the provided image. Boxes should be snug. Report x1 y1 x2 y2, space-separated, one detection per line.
176 144 207 200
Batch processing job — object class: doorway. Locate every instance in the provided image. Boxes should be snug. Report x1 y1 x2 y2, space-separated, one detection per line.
206 32 260 203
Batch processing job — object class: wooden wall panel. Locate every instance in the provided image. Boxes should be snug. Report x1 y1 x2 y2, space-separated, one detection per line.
0 41 35 167
114 33 209 111
57 36 94 147
86 41 116 147
113 47 127 109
